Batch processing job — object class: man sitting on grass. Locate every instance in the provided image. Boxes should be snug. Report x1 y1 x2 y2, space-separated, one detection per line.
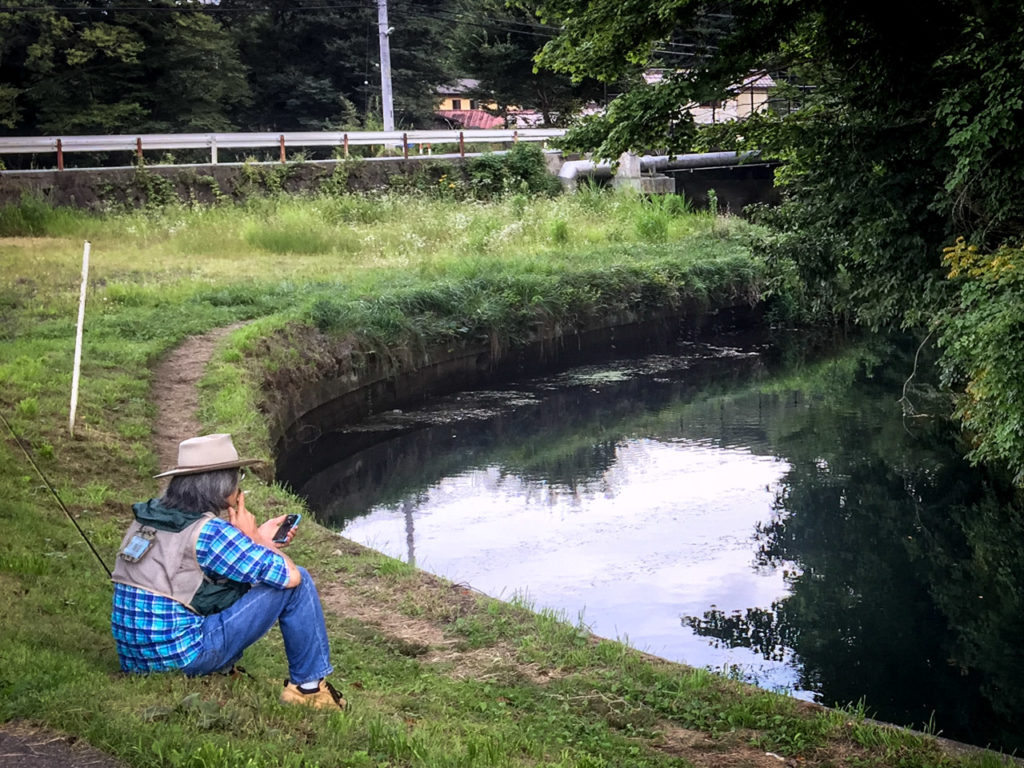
110 433 344 710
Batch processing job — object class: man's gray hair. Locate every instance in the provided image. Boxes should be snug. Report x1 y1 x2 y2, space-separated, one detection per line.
161 468 239 514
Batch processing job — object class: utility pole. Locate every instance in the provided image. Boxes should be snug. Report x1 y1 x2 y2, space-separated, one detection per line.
377 0 395 132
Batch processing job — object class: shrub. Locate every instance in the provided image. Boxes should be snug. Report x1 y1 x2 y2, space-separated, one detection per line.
466 143 561 200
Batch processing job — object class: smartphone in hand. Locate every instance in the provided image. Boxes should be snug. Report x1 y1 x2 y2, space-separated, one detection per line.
272 513 301 544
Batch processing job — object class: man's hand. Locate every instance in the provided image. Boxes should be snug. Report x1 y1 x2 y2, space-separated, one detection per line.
228 491 259 540
228 491 302 588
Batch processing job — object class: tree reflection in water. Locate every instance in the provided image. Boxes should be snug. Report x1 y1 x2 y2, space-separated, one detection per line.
293 331 1024 752
684 338 1024 751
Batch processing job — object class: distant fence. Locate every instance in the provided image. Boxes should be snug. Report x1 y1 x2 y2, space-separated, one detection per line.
0 128 567 171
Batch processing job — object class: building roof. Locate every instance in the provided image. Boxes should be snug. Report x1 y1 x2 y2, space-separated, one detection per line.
436 78 481 96
737 72 776 89
435 109 504 129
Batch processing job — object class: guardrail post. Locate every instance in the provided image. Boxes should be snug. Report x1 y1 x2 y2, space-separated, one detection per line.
402 132 409 160
513 130 519 144
427 143 432 156
343 133 349 158
136 137 143 165
56 138 64 171
279 134 286 163
210 137 218 165
459 131 465 158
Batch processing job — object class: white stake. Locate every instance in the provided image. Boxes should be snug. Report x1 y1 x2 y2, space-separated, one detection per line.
69 241 90 438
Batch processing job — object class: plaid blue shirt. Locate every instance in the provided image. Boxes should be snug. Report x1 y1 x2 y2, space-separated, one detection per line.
111 517 290 672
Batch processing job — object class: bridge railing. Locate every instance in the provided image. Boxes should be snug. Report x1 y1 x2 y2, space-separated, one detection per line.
0 128 567 171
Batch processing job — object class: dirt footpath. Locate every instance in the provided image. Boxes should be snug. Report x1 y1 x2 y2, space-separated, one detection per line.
0 723 125 768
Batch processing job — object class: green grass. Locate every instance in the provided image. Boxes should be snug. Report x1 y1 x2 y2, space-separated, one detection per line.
0 190 1013 767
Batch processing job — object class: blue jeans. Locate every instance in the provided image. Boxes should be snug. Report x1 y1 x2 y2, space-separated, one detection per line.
181 566 333 685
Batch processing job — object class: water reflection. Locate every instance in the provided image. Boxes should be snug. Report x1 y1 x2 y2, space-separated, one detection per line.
290 333 1024 752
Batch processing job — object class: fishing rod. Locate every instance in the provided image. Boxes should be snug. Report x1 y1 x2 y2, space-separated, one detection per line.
0 409 112 578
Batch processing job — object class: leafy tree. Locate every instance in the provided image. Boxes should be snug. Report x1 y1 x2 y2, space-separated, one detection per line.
133 9 250 132
0 1 248 135
218 0 456 131
525 0 1024 312
448 0 605 127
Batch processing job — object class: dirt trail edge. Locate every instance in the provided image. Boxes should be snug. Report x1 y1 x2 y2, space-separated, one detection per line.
152 324 245 471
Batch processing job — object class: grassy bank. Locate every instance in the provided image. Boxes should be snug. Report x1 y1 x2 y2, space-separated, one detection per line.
0 190 1012 768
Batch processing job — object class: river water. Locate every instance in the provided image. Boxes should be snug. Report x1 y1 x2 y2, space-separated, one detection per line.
288 331 1024 753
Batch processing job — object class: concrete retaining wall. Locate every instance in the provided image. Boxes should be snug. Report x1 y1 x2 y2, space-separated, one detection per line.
270 303 760 487
0 156 466 209
0 154 780 213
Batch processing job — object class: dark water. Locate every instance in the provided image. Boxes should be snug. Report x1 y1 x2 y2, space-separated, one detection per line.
289 332 1024 753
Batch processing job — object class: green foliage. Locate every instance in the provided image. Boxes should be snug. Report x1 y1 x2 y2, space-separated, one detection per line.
449 0 605 128
934 13 1024 245
242 208 360 256
634 211 668 243
237 160 294 197
293 248 764 368
131 167 179 210
555 80 698 159
938 239 1024 482
530 0 1024 332
0 0 459 150
466 143 562 199
0 195 92 237
318 158 359 196
549 218 570 244
0 2 248 138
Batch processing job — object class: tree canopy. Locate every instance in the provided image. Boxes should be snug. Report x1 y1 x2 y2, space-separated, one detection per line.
0 0 613 135
448 0 606 127
0 0 461 135
0 1 249 133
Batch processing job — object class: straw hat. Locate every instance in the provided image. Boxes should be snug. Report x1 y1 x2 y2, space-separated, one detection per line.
154 434 261 479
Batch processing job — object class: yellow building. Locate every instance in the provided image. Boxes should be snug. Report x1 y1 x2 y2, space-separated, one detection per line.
436 78 498 112
435 78 504 129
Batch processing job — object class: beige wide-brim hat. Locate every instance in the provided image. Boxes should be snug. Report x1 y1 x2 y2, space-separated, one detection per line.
154 433 261 479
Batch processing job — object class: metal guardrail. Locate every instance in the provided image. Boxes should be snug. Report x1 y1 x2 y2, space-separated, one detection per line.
0 128 566 170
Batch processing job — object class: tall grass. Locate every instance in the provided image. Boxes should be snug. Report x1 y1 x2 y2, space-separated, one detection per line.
0 188 754 268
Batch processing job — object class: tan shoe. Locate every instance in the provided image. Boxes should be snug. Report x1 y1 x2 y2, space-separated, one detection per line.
280 680 347 710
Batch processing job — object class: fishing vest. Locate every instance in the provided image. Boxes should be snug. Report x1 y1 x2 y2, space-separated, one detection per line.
111 513 249 615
